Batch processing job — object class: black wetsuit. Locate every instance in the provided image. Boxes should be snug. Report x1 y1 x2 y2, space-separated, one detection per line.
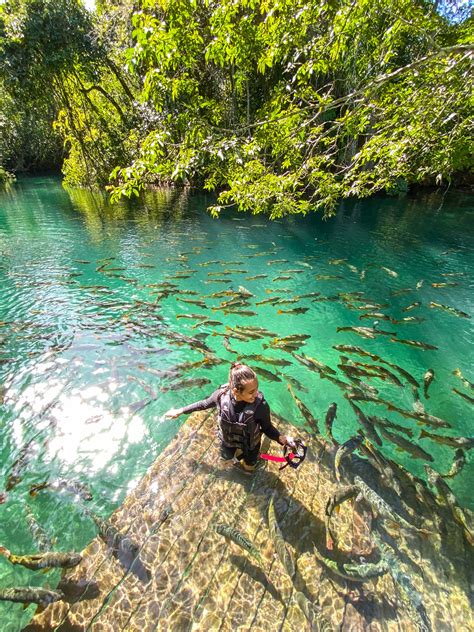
181 388 282 464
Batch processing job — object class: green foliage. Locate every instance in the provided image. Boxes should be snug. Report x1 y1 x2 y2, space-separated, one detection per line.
0 0 472 213
108 0 473 216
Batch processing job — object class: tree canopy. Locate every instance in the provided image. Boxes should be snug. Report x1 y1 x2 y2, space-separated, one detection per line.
0 0 472 214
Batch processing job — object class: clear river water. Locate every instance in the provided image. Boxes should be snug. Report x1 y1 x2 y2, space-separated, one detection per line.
0 177 472 630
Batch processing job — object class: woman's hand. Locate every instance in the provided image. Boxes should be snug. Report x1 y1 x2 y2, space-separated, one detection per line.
163 408 183 419
279 435 296 449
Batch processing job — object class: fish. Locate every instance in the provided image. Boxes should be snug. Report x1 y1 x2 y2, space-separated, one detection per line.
176 313 209 321
374 534 432 632
29 478 93 502
25 505 53 552
452 368 474 390
255 296 282 306
431 282 459 287
292 352 336 375
378 426 434 461
0 547 82 570
268 497 295 578
368 416 414 438
334 437 364 481
267 259 289 265
223 309 258 316
87 511 140 557
380 361 420 388
353 476 429 534
214 523 263 565
349 362 404 387
245 274 268 280
273 275 292 281
313 545 389 581
390 338 438 350
359 440 402 494
391 316 426 324
277 307 308 315
295 291 321 299
443 449 466 479
253 366 282 382
419 429 474 449
329 258 347 265
423 369 435 399
177 298 207 308
324 403 337 443
240 354 292 367
287 384 319 435
416 279 424 289
452 388 474 404
402 301 421 312
359 312 391 321
337 326 395 339
223 336 238 354
161 377 212 392
325 485 359 547
424 466 474 545
191 319 223 329
380 266 398 277
316 274 343 280
429 302 470 319
333 344 381 362
283 373 309 393
0 587 64 606
348 402 382 446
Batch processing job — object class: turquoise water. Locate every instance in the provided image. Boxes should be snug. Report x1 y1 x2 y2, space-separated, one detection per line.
0 177 473 629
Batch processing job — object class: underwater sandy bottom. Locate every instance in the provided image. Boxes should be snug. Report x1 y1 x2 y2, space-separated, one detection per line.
26 410 473 632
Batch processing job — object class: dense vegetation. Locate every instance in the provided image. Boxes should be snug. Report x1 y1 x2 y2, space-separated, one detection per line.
0 0 472 215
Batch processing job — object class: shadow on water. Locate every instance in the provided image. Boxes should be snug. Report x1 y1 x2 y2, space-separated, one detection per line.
228 554 285 604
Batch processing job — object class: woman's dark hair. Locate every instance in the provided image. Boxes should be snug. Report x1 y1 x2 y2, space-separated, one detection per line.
229 362 257 392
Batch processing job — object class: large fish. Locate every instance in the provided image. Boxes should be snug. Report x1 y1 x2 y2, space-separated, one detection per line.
325 485 359 548
0 547 81 570
390 338 438 351
425 466 473 546
268 497 295 578
332 344 381 362
241 354 292 367
353 476 428 534
334 436 364 481
87 511 140 557
287 384 319 435
378 426 434 461
214 523 263 565
30 478 93 502
419 430 473 449
313 545 389 581
368 416 414 439
324 403 338 444
0 587 64 606
429 302 470 319
423 369 435 399
348 402 382 446
402 301 421 312
374 534 432 632
337 326 395 339
292 352 336 375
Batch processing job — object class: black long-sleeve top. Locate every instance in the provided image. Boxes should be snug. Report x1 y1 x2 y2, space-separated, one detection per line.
181 388 282 443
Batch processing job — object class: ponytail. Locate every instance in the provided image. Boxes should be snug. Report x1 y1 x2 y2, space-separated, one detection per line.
229 362 257 393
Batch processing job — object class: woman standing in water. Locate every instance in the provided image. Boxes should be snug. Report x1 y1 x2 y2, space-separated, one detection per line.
164 362 296 473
